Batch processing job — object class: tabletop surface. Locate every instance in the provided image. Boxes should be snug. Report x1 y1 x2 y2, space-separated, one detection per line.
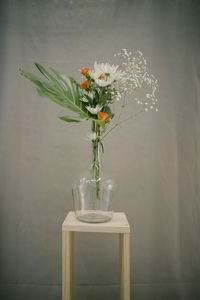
62 211 130 233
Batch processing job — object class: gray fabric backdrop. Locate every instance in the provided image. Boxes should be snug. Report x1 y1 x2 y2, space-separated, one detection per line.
0 0 200 299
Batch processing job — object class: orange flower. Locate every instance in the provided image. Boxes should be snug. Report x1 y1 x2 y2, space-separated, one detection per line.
97 112 110 121
80 80 90 89
81 68 92 76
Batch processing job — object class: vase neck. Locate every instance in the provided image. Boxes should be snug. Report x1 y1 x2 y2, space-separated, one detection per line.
91 141 101 181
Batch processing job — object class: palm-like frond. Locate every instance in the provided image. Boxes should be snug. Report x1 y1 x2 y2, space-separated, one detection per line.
19 63 89 122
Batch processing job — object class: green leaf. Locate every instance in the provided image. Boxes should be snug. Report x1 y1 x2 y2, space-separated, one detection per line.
19 70 70 109
19 67 89 120
50 68 79 103
19 69 62 95
36 88 45 97
59 115 87 122
34 63 62 90
49 68 89 115
100 142 104 153
93 119 105 129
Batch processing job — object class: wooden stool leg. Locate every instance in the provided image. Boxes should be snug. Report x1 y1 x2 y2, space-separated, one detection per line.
62 231 74 300
120 232 130 300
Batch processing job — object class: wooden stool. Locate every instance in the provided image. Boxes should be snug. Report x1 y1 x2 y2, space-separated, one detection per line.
62 211 131 300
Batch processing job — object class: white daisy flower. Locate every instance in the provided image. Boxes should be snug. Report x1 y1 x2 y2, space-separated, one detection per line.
90 62 123 87
87 91 95 98
87 132 97 141
81 96 89 103
81 91 95 103
86 104 102 114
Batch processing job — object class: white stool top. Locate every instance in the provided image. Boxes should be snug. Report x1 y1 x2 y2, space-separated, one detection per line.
62 211 130 233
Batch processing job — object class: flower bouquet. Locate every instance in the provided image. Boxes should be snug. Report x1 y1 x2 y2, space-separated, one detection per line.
19 49 158 223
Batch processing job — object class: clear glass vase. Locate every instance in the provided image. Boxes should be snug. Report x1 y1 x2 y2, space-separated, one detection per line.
72 139 115 223
72 177 114 223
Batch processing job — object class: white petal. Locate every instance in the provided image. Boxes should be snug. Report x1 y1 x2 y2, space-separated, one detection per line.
81 96 88 103
86 105 102 114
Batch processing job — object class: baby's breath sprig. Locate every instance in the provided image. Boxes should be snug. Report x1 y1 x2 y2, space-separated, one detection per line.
115 49 158 112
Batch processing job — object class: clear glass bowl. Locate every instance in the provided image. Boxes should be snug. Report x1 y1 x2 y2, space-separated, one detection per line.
72 177 115 223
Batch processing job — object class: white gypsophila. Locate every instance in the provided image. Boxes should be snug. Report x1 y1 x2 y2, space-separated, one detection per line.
86 104 102 114
87 132 97 141
115 49 158 111
89 62 123 87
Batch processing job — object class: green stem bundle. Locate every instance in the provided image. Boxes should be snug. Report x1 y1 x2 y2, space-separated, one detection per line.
91 121 100 200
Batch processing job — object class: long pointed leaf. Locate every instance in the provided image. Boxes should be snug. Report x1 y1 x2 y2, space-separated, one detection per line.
50 68 76 100
48 68 89 116
19 69 60 94
34 63 63 91
59 115 87 122
19 67 90 119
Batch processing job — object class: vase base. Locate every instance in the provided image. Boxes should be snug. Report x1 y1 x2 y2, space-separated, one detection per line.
76 211 112 223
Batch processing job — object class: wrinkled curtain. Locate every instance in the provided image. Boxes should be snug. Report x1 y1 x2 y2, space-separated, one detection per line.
0 0 200 299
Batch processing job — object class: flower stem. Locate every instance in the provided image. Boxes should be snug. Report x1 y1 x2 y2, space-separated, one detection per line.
101 104 145 141
101 95 126 140
91 121 100 200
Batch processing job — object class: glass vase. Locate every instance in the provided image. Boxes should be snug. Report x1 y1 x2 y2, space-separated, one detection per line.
72 139 115 223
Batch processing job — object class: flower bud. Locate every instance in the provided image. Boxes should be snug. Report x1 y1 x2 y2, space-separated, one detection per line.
97 112 110 121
